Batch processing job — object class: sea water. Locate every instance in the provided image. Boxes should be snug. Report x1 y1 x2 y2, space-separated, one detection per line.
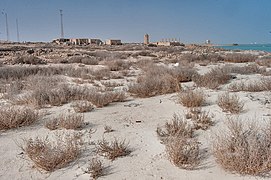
218 44 271 52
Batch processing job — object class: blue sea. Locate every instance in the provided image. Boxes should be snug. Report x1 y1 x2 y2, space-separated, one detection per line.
218 44 271 52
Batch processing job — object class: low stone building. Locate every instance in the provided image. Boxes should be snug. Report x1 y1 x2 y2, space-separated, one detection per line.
52 38 103 45
106 39 122 45
157 41 182 46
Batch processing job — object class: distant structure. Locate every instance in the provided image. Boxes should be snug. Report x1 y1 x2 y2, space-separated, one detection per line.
156 38 182 46
206 40 211 44
59 10 64 39
106 39 122 45
16 18 20 42
144 34 149 45
52 38 102 45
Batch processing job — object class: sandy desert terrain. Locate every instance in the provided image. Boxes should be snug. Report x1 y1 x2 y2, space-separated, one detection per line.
0 43 271 180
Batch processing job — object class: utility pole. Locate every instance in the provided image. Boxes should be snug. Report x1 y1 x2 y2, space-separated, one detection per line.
16 18 20 42
2 12 9 41
59 9 64 39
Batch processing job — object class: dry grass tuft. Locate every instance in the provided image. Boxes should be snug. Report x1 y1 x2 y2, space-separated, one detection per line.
217 92 244 114
128 65 181 97
179 89 206 108
228 78 271 92
192 67 232 89
186 108 214 130
21 134 81 171
45 114 84 130
71 100 94 113
213 119 271 176
157 114 194 143
0 106 39 130
224 53 257 63
104 125 114 133
96 138 130 160
166 137 200 170
85 158 105 179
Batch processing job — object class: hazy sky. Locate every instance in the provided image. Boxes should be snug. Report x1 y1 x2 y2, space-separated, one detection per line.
0 0 270 44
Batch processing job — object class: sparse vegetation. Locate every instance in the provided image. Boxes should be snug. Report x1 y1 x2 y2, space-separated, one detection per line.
96 138 130 160
157 114 194 143
166 137 200 170
71 100 94 113
192 67 232 89
224 53 257 63
228 78 271 92
21 134 81 171
178 89 206 108
217 92 244 114
85 158 105 179
0 106 39 130
213 119 271 176
129 65 181 97
186 108 214 130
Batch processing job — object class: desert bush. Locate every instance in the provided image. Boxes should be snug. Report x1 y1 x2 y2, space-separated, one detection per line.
179 89 206 108
217 92 244 114
157 114 194 143
45 114 84 130
13 55 46 65
71 100 94 113
85 158 105 179
192 67 232 89
129 65 181 97
44 118 59 130
59 114 85 130
96 138 130 160
166 137 200 170
104 125 114 133
21 134 80 171
225 64 266 75
67 56 100 65
228 78 271 92
0 106 39 130
256 56 271 67
224 53 257 63
186 108 213 130
213 119 271 176
104 59 131 71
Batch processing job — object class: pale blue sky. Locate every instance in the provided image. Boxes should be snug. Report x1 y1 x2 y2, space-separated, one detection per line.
0 0 270 44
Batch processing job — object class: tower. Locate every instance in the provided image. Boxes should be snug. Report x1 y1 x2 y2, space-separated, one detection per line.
144 34 149 45
59 10 64 39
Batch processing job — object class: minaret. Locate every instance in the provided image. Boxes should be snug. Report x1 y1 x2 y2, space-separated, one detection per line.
144 34 149 45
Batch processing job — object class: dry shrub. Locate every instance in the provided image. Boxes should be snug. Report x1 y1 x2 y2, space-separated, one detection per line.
129 65 181 97
21 134 81 171
166 137 200 170
104 59 131 71
157 114 194 143
67 56 100 65
186 108 213 130
96 138 130 160
217 92 244 114
179 89 206 108
229 78 271 92
71 100 94 113
225 64 266 75
213 119 271 176
85 158 105 179
224 53 257 63
256 56 271 67
13 55 46 65
0 106 39 130
59 114 85 130
192 67 232 89
44 118 59 130
104 125 114 133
